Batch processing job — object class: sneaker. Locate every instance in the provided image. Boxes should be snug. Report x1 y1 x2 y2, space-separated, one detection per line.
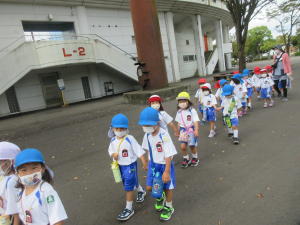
160 206 174 221
257 97 261 101
241 109 246 115
136 188 146 203
200 120 206 125
227 133 234 139
247 104 251 109
238 111 242 117
276 94 281 99
181 158 191 168
155 192 166 211
208 130 216 138
190 158 199 167
263 103 268 108
269 100 274 107
233 138 239 144
117 208 134 220
282 97 288 102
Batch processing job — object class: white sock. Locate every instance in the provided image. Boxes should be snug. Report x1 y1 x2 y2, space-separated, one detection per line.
249 103 251 106
183 155 189 160
126 201 133 210
202 118 205 121
233 130 238 138
258 96 260 98
166 201 172 208
228 127 233 133
210 130 214 133
136 185 143 192
192 153 198 159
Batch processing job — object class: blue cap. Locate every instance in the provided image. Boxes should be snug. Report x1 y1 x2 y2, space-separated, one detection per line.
138 107 159 126
219 79 227 86
242 69 250 76
15 149 44 169
221 84 234 96
111 114 129 129
232 74 242 79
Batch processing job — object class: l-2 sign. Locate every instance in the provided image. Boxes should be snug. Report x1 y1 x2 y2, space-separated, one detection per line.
63 47 86 57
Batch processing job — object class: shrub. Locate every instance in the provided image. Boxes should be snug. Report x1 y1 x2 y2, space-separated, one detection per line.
253 58 259 61
294 52 300 56
261 57 269 60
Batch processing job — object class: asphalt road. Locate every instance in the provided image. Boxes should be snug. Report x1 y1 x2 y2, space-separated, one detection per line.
0 57 299 225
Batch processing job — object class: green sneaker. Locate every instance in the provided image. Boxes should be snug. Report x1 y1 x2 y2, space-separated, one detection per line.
155 192 166 211
160 206 174 221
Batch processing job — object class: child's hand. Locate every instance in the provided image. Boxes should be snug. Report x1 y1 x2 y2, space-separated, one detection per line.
162 171 170 184
200 102 203 105
112 153 118 160
195 103 198 108
194 130 199 137
142 163 148 171
175 131 179 137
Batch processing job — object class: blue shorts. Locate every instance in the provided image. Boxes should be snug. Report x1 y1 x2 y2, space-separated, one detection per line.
230 117 239 126
257 87 261 92
179 127 198 146
247 88 253 97
206 107 216 121
119 161 139 191
198 104 203 113
146 160 176 190
242 102 247 107
261 88 271 99
279 80 290 89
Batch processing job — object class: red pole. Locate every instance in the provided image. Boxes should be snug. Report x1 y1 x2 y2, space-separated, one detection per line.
129 0 168 90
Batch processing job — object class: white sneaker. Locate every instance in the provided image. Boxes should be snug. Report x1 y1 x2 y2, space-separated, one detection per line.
208 130 216 138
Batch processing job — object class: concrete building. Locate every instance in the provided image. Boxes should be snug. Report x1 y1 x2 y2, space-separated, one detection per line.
0 0 234 117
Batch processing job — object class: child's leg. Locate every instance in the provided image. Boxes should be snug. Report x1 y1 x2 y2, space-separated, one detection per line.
146 186 152 192
248 97 252 103
164 189 173 206
232 125 238 138
180 143 189 158
208 121 215 138
263 98 267 103
126 191 133 203
190 146 197 159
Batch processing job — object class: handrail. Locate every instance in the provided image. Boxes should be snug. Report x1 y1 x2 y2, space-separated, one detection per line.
205 49 215 66
0 34 137 61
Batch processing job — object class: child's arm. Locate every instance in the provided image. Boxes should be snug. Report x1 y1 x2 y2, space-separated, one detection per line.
242 92 246 99
162 156 171 183
195 98 199 107
194 121 199 137
177 122 180 132
212 104 218 110
140 155 148 170
169 121 179 137
13 214 21 225
54 221 63 225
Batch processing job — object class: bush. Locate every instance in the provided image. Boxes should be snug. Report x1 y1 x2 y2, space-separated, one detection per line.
253 58 259 61
261 57 269 60
294 52 300 56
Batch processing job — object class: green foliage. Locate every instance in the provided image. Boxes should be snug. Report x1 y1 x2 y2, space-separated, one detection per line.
261 57 269 60
253 58 259 61
260 39 277 51
247 26 272 58
294 52 300 56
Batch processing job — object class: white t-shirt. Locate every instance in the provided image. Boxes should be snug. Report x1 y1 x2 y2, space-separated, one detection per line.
221 95 243 119
0 175 19 215
108 135 145 166
232 83 247 103
243 78 255 88
252 74 261 86
268 73 273 80
158 111 173 133
17 182 67 225
142 128 177 164
215 88 225 102
256 77 274 89
195 89 204 102
200 94 217 108
175 108 200 128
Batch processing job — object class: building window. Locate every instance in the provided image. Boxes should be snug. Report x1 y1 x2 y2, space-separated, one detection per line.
186 40 189 45
22 22 76 41
183 55 195 62
132 36 136 44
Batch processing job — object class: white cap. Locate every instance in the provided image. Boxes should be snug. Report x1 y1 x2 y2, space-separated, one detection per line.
201 83 211 90
0 142 20 160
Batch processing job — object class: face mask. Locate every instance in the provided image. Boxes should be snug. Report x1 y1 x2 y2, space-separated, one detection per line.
151 104 160 111
275 50 281 55
19 169 42 187
203 91 209 96
142 126 156 134
261 74 267 78
0 160 10 177
114 130 127 138
199 84 203 88
244 76 248 79
226 95 232 99
179 102 188 109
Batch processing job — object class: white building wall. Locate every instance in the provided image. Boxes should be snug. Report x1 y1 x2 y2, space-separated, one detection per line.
175 27 197 79
0 93 10 116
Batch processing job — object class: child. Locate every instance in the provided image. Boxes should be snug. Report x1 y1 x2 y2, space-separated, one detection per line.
217 84 242 144
195 78 207 125
200 83 218 138
264 65 273 80
231 74 247 116
0 142 21 225
255 70 275 108
139 107 177 221
252 67 262 101
14 148 68 225
175 92 200 168
215 79 227 124
108 114 147 220
242 69 255 109
149 95 179 136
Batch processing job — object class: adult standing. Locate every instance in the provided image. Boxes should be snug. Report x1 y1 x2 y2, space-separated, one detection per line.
272 44 292 102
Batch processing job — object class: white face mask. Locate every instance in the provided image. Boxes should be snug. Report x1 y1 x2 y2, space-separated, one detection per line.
244 76 248 79
261 74 267 78
18 168 42 187
0 160 10 177
142 126 156 134
275 50 281 55
151 104 160 111
226 95 232 99
199 84 203 88
114 130 127 138
203 91 209 96
179 102 188 109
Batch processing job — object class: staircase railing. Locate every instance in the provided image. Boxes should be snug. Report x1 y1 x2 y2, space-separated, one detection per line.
205 49 215 66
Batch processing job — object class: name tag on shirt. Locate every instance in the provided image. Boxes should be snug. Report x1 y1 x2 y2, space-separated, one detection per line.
187 115 191 121
156 142 163 152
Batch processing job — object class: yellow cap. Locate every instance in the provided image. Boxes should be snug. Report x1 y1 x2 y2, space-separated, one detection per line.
176 92 190 101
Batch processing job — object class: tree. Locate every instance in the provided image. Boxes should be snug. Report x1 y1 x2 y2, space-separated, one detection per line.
247 26 272 59
260 39 277 59
230 34 238 59
267 0 300 55
291 28 300 49
214 0 272 71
